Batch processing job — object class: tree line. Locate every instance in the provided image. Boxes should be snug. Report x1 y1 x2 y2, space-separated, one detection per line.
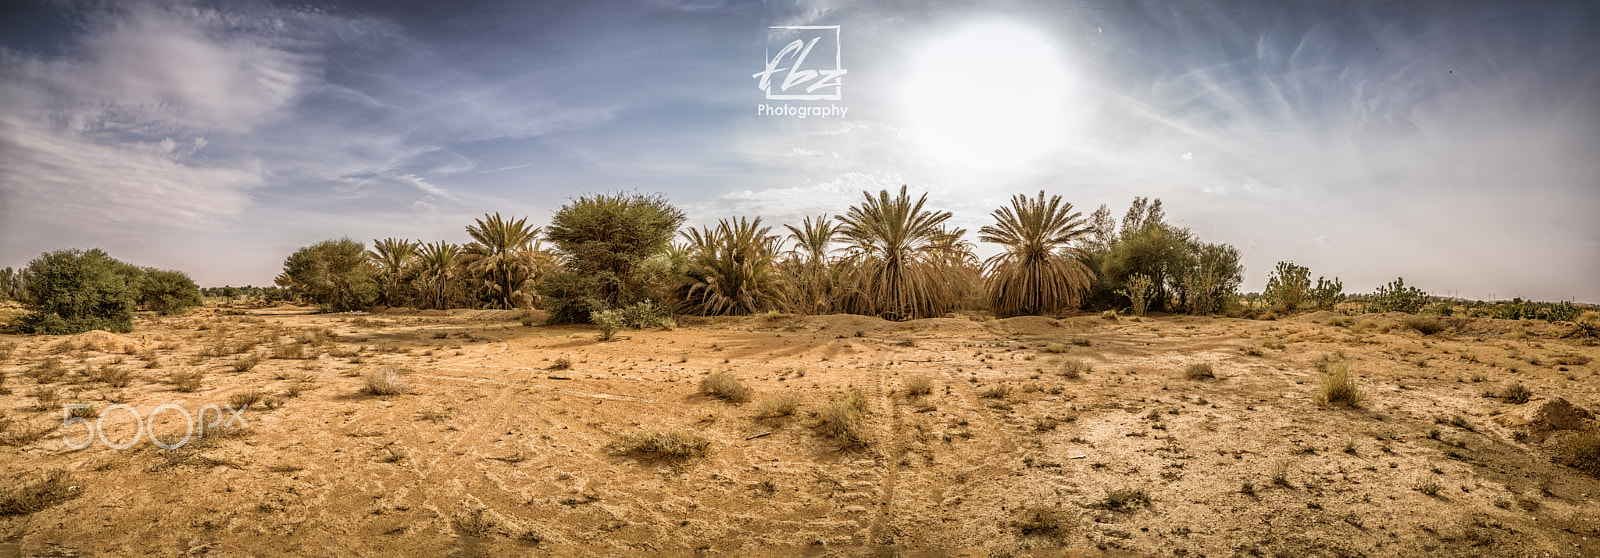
272 188 1250 325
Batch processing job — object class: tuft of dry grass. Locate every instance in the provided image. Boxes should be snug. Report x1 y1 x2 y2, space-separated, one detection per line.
754 392 799 418
1013 506 1072 537
230 353 262 372
88 364 132 388
1095 486 1152 512
1404 316 1447 335
271 342 306 360
454 508 497 537
0 469 81 515
362 367 412 396
1058 359 1090 379
1184 362 1216 380
817 388 871 448
26 358 66 383
979 384 1013 400
0 418 50 447
29 387 60 411
548 357 571 371
229 388 267 410
1315 360 1363 408
1496 381 1532 404
1554 430 1600 477
170 370 203 393
903 375 933 397
606 429 713 460
699 371 752 403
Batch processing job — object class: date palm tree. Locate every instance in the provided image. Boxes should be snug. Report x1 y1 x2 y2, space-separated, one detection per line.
369 237 418 307
780 215 841 315
978 191 1096 317
415 241 462 310
836 185 961 321
681 216 782 315
461 213 543 309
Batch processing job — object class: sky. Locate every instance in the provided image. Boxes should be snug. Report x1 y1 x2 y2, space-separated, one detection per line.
1 0 1596 302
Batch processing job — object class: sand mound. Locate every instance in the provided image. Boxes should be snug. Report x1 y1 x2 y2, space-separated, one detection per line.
65 329 139 352
1512 398 1594 443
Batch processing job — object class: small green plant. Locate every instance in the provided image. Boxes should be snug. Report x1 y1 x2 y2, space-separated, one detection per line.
1184 362 1216 380
591 308 624 341
903 376 933 397
699 371 752 403
362 367 412 396
606 429 713 460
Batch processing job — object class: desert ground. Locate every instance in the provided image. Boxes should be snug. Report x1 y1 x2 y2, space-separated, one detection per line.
1 304 1597 557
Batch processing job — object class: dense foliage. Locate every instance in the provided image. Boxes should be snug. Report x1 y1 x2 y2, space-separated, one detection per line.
278 238 379 312
1075 198 1245 315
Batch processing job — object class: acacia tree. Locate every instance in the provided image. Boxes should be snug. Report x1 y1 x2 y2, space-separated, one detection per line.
979 191 1096 317
681 217 782 315
836 186 962 321
135 268 202 315
278 238 377 312
461 213 544 309
539 192 686 323
16 248 137 334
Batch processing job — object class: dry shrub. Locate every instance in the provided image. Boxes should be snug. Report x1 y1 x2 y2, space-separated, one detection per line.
1040 342 1068 354
817 388 870 448
754 392 800 418
0 469 81 515
979 384 1013 400
699 371 752 403
29 387 59 411
1096 486 1152 511
1497 381 1533 404
1554 430 1600 477
170 370 203 393
229 388 266 410
1014 506 1072 537
230 353 262 372
0 341 15 362
271 342 306 360
1404 316 1447 335
606 429 712 460
0 419 49 447
89 364 131 388
1184 362 1216 380
1058 359 1090 379
26 358 66 383
548 357 571 371
362 367 412 396
1316 361 1363 408
903 375 933 397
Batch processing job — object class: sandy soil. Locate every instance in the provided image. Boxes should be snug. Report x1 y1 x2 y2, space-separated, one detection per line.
0 305 1596 557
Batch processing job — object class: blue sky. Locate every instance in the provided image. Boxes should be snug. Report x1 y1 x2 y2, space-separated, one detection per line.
1 0 1596 302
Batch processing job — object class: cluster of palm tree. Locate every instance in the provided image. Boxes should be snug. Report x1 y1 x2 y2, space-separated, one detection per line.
353 213 559 310
677 186 1096 320
282 187 1218 322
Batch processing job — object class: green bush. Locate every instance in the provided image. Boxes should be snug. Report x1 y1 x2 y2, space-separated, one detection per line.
1263 261 1311 312
1371 277 1428 314
278 238 378 312
135 268 202 315
16 249 136 334
540 192 686 323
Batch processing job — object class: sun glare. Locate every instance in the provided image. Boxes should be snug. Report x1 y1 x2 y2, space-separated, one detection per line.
904 22 1077 170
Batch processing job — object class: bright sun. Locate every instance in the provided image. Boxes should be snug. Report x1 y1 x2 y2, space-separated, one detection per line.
904 23 1076 170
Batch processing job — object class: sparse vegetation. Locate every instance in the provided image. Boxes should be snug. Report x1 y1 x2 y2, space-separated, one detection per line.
699 371 752 403
362 367 412 396
606 429 713 460
817 388 871 448
1316 359 1364 408
1058 359 1090 379
1553 430 1600 477
0 469 81 515
754 392 799 418
1184 362 1216 380
1096 486 1152 511
549 357 572 370
1495 381 1532 404
170 370 203 392
903 375 933 396
1013 506 1071 537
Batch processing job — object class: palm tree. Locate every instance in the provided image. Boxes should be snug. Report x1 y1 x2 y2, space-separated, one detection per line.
780 215 840 315
836 185 961 321
369 237 418 307
978 191 1097 317
461 213 543 309
415 241 462 309
681 217 782 315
